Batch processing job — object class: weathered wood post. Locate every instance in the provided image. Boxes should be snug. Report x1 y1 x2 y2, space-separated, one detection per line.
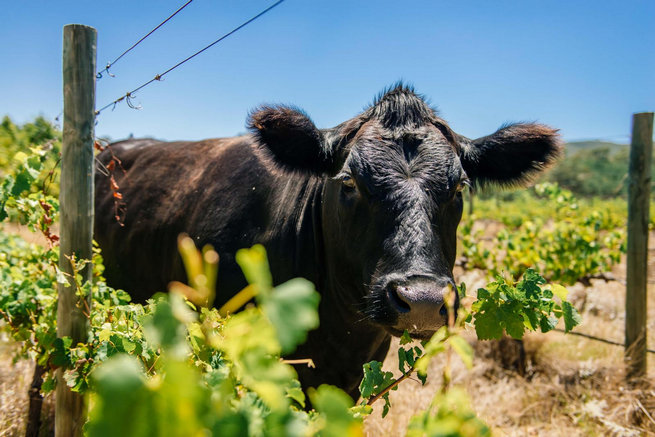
57 24 96 436
625 112 653 381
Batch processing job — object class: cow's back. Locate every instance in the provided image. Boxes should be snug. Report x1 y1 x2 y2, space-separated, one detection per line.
95 136 280 302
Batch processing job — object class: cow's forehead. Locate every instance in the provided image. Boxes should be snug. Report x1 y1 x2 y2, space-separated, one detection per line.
345 124 463 197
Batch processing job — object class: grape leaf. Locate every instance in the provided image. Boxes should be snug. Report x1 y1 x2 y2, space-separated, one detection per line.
499 305 525 340
562 301 582 332
359 361 394 400
539 315 558 333
550 284 569 301
400 329 412 345
310 385 362 437
474 305 503 340
260 278 320 354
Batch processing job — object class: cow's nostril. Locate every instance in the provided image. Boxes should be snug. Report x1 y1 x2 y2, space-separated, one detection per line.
439 304 448 317
387 284 411 313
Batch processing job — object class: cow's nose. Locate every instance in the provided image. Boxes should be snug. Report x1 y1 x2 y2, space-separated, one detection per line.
386 276 456 330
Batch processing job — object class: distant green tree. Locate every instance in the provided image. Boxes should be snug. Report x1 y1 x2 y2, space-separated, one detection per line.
546 147 630 197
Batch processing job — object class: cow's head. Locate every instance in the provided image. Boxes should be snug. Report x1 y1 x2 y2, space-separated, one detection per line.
249 84 561 339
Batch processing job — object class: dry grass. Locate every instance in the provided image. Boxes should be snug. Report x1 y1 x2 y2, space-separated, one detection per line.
0 336 30 436
363 333 654 436
0 336 54 437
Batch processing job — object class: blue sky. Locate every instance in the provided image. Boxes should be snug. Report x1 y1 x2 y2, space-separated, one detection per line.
1 1 653 143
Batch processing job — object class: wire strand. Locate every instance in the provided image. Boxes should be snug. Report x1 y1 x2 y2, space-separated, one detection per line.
553 328 655 354
96 0 194 79
96 0 285 116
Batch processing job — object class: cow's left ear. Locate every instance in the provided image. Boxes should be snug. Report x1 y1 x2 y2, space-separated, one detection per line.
248 105 337 174
458 123 562 187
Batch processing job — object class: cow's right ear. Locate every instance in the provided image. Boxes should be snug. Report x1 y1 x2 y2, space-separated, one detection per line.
248 105 338 175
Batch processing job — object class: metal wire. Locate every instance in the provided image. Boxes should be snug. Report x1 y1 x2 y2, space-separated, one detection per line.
553 328 655 354
96 0 285 116
96 0 194 79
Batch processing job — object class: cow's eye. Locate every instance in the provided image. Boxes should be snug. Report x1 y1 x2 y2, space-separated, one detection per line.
456 178 471 193
342 174 357 191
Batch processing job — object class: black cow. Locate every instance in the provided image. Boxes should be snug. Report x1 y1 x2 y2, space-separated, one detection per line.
95 84 561 399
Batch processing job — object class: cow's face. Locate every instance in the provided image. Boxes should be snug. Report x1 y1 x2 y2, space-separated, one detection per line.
320 122 465 338
249 85 561 339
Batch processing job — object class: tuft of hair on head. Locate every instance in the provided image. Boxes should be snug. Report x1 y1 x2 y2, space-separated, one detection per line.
459 122 563 188
365 82 439 130
247 105 335 174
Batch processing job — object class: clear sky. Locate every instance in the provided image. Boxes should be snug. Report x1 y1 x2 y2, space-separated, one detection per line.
1 0 653 143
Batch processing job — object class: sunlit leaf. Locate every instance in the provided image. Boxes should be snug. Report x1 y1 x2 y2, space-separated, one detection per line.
310 385 363 437
260 278 320 354
448 335 474 369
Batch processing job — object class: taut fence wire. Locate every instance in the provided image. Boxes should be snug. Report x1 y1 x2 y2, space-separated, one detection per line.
95 0 285 116
96 0 195 79
553 328 655 354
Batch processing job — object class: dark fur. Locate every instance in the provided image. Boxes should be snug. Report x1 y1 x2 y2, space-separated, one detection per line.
95 84 561 399
458 123 563 188
248 105 333 174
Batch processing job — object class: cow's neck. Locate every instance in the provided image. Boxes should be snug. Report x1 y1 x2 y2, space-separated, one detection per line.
295 284 392 400
272 175 392 400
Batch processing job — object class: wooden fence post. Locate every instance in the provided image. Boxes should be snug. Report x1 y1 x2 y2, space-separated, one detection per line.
57 24 96 436
625 111 654 381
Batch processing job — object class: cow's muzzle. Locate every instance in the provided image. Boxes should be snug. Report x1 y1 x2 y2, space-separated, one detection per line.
383 275 458 339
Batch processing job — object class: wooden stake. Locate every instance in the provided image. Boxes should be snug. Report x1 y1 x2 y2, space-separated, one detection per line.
625 112 653 381
57 23 96 436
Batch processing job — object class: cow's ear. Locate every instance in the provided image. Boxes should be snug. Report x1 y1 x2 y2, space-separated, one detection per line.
248 105 337 174
458 123 562 187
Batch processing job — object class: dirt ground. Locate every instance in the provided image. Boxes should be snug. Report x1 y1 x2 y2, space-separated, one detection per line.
1 228 654 436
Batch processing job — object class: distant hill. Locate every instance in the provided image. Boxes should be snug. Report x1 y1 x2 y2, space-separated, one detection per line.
565 140 628 155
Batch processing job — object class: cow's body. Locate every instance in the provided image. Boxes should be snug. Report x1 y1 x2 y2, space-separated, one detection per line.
95 85 561 399
96 136 390 396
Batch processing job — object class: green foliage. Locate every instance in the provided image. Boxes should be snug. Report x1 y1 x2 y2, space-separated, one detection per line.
359 360 396 417
356 271 579 430
406 388 491 437
310 385 363 437
458 219 490 270
0 224 158 393
0 115 60 198
546 146 632 197
461 183 626 285
0 148 153 393
471 269 581 340
236 245 320 355
85 246 338 436
413 328 469 379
